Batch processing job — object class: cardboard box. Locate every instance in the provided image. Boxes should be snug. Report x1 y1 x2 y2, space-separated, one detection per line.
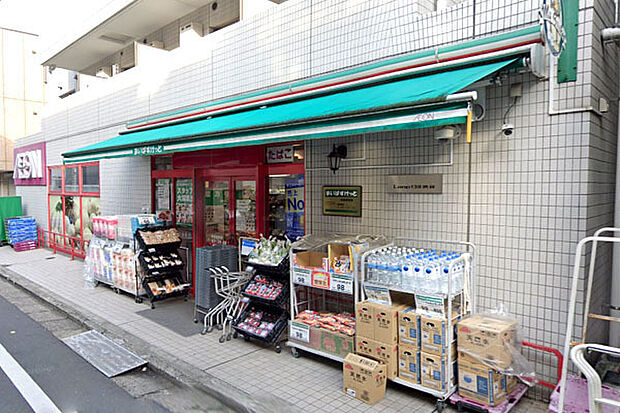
289 323 354 359
328 243 353 274
356 336 398 380
420 314 458 357
421 351 457 392
343 353 387 405
374 302 406 344
398 307 420 347
457 315 517 369
356 301 376 339
398 342 420 384
458 358 511 406
293 251 328 270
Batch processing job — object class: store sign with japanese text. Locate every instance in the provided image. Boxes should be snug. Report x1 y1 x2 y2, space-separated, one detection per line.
266 145 294 163
132 145 164 156
322 186 362 217
13 142 46 186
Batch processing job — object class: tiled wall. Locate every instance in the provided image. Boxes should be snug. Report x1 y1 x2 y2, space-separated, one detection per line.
15 0 618 401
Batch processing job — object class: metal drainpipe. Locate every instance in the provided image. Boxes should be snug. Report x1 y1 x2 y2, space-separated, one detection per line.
612 103 620 347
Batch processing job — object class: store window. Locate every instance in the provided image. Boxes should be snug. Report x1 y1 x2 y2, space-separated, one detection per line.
49 168 62 192
268 174 304 240
47 163 101 251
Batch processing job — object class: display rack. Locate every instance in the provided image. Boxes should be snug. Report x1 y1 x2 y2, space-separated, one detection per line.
232 238 290 353
286 235 387 362
88 235 139 296
360 237 476 411
134 226 190 309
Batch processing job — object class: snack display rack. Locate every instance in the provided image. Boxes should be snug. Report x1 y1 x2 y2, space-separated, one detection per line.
134 226 190 308
88 236 139 296
232 238 290 353
287 234 387 362
360 237 476 411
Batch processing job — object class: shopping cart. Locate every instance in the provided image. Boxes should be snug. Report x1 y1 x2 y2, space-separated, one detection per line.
200 267 252 343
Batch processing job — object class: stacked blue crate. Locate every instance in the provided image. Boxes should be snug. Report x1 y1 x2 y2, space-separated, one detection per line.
6 217 38 250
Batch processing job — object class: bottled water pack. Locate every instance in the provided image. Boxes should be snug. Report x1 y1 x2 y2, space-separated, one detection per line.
365 247 465 295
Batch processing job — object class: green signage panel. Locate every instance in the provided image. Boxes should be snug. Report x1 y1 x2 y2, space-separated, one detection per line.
322 186 362 217
558 0 577 83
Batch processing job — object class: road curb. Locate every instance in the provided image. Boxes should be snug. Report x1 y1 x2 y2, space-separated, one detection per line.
0 264 296 413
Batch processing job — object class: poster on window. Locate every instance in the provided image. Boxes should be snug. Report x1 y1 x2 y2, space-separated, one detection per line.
175 179 193 226
285 175 305 240
155 179 172 223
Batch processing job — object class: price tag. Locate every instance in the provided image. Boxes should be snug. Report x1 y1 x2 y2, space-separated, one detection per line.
311 270 330 290
293 269 311 286
290 321 310 343
330 274 353 295
364 284 392 305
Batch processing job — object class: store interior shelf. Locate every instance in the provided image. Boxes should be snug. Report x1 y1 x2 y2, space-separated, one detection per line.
285 341 345 363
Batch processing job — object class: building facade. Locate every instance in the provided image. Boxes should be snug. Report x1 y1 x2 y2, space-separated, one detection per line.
15 0 619 400
0 27 46 196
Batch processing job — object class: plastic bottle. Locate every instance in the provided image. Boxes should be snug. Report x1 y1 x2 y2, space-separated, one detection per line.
424 257 441 294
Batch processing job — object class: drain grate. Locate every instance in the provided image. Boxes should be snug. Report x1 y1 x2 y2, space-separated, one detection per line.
64 330 147 377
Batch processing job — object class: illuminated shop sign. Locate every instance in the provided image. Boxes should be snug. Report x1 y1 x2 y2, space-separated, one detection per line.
14 142 46 186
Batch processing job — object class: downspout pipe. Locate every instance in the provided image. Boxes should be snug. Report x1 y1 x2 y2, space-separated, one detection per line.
612 105 620 347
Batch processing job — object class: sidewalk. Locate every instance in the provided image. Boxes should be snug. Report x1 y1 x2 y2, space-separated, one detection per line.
0 246 547 413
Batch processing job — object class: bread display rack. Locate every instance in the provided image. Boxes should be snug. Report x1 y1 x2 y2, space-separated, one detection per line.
134 226 190 308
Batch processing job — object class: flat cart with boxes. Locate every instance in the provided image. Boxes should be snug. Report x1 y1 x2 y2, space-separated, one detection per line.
287 234 387 362
359 238 475 412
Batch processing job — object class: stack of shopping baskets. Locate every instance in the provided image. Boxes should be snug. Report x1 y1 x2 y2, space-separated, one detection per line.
193 245 238 324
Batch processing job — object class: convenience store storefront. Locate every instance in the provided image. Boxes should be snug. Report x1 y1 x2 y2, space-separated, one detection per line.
60 26 543 288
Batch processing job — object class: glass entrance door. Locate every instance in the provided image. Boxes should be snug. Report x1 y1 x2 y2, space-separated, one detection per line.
234 180 257 238
204 179 231 245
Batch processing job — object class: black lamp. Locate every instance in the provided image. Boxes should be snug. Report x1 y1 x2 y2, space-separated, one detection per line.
327 144 347 174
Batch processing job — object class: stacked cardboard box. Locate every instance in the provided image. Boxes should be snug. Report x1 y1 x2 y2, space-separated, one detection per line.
397 308 420 384
355 301 405 380
456 315 518 406
419 314 458 391
343 353 387 404
397 307 459 391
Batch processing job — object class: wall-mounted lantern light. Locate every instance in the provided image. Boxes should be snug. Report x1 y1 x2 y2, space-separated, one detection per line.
327 144 347 174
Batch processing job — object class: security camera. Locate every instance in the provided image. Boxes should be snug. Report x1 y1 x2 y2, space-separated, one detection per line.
501 123 514 137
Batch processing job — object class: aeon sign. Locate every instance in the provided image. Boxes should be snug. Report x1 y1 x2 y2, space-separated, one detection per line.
13 142 46 186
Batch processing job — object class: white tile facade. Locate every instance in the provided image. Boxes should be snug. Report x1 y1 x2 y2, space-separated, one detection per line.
14 0 618 402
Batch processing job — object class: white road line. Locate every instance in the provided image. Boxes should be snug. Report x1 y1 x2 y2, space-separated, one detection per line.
0 343 62 413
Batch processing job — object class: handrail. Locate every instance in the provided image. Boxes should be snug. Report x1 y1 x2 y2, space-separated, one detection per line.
559 234 620 412
37 228 88 260
583 227 620 342
521 340 563 389
570 344 620 413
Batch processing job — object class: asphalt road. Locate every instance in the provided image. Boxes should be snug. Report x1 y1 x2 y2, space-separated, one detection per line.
0 294 168 413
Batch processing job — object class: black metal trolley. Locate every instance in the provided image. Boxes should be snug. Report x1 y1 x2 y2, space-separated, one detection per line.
134 226 190 308
231 256 290 353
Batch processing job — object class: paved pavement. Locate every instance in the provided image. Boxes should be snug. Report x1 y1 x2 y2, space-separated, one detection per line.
0 294 168 413
0 246 549 413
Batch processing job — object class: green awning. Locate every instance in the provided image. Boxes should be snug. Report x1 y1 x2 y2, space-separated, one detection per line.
63 58 517 163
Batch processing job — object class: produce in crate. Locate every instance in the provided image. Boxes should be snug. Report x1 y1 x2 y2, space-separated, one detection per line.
247 235 291 265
